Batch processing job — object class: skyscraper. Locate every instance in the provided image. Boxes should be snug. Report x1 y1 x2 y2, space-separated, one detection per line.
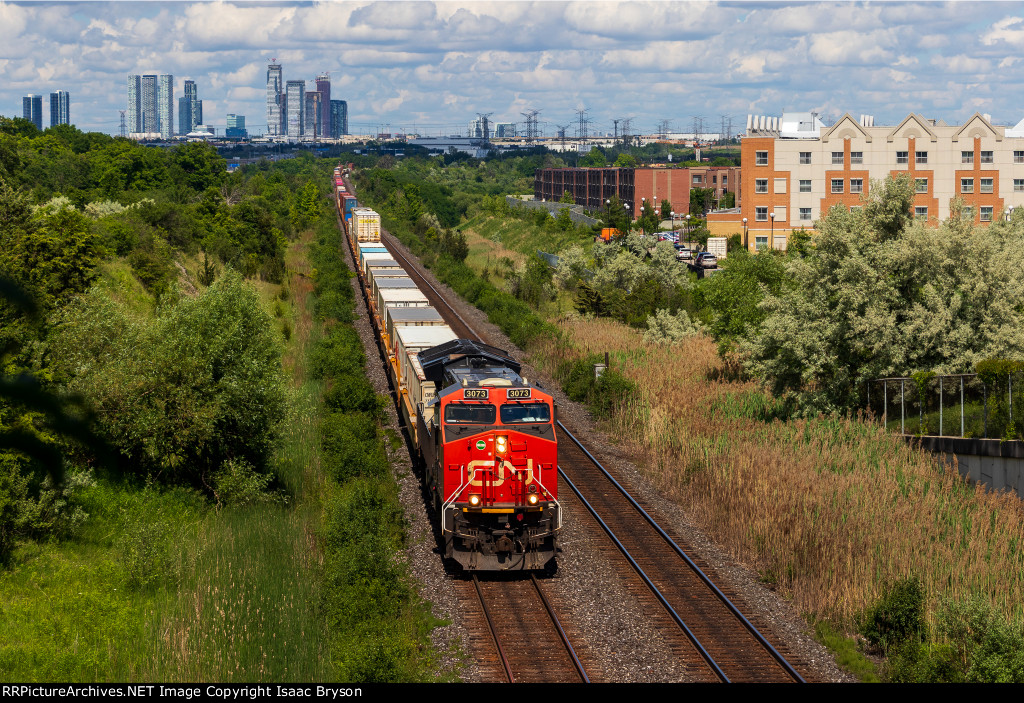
128 73 173 137
330 100 348 138
49 91 70 127
22 94 42 130
304 91 322 138
266 62 283 137
285 80 305 138
316 73 331 138
158 74 173 139
127 75 141 133
178 80 200 134
140 74 158 133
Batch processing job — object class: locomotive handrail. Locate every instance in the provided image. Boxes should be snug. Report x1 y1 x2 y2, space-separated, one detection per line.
440 465 478 531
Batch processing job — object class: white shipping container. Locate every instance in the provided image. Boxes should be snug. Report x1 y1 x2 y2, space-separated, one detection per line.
361 253 398 276
385 307 446 343
351 208 382 242
394 325 458 392
367 268 409 293
706 236 728 260
371 277 418 304
376 287 429 314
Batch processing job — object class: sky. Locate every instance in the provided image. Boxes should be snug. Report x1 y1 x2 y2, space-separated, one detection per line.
3 0 1024 137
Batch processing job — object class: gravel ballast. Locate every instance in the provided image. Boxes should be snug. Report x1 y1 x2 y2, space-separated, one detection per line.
376 232 856 683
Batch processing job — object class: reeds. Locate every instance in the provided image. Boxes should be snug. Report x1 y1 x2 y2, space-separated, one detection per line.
533 317 1024 628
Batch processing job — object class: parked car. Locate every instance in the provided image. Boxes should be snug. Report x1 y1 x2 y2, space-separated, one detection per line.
675 247 694 261
696 252 718 269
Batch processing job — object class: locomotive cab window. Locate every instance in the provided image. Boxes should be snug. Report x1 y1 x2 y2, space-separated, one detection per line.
444 403 496 424
500 403 551 424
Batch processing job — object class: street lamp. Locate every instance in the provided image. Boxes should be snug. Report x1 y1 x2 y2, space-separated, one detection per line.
1006 206 1015 222
769 211 776 250
742 217 748 251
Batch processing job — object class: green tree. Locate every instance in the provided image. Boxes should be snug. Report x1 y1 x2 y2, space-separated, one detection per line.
580 147 606 168
170 142 227 193
637 199 660 234
614 153 638 168
559 190 574 204
690 187 715 216
50 270 286 486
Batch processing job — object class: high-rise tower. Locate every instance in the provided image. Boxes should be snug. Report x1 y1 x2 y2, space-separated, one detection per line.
330 99 348 137
127 74 141 133
267 62 283 136
316 73 331 138
285 80 305 138
22 94 42 130
158 74 174 139
178 80 200 134
304 91 322 137
140 74 158 133
49 91 70 127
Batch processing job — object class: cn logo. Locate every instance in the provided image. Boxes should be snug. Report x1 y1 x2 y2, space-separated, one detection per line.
467 459 534 487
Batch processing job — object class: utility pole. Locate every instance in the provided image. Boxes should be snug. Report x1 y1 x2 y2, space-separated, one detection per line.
613 118 620 144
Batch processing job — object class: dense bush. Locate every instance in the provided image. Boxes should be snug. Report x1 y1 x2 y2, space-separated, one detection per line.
859 576 927 654
49 270 286 486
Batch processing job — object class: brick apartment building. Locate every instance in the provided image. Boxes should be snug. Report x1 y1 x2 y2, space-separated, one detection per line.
534 165 740 218
708 111 1024 251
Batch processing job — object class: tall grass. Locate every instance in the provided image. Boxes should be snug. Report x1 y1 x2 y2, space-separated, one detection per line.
531 318 1024 628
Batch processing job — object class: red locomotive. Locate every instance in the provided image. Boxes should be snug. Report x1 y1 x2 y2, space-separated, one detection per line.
416 340 560 571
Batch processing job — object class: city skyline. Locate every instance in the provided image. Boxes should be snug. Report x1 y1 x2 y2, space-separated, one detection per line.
4 2 1024 136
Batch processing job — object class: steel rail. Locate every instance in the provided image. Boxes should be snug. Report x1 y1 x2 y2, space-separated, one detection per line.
559 467 730 683
556 421 806 683
472 575 515 684
530 574 590 684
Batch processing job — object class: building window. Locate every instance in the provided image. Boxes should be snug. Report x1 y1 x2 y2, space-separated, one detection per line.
693 174 703 184
962 206 974 219
756 151 768 166
981 177 994 194
799 179 812 193
981 151 994 164
850 206 862 213
961 178 974 193
755 235 768 251
896 151 909 164
915 178 928 193
1014 178 1024 192
832 151 844 165
831 178 844 194
799 207 812 221
1015 151 1024 164
722 176 727 185
755 178 768 193
916 151 928 164
915 206 928 219
755 207 768 221
712 175 717 183
850 178 864 194
799 152 811 165
980 206 993 222
850 151 863 165
962 150 974 164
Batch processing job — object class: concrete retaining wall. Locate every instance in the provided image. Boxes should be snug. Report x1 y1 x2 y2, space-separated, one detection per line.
505 196 600 226
907 436 1024 499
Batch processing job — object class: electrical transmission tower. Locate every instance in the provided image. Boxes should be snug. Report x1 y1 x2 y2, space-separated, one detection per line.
658 119 671 140
556 124 570 149
477 112 493 142
613 118 620 143
119 110 126 138
621 117 634 149
575 107 589 141
520 109 540 141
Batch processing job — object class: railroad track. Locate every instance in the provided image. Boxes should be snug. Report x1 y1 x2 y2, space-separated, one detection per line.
459 574 589 683
379 230 808 683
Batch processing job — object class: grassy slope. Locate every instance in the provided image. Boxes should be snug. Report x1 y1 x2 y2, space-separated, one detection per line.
447 216 1024 681
0 238 330 682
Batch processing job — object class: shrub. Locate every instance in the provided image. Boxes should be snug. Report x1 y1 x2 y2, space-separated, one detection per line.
860 576 927 654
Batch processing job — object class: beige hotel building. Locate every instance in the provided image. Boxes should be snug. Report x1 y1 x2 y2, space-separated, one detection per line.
708 111 1024 250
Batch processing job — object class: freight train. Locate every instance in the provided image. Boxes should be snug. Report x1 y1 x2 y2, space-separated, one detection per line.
334 165 560 571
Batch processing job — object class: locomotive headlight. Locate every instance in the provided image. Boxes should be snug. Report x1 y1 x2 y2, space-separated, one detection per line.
528 494 539 505
495 435 508 455
468 494 481 507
